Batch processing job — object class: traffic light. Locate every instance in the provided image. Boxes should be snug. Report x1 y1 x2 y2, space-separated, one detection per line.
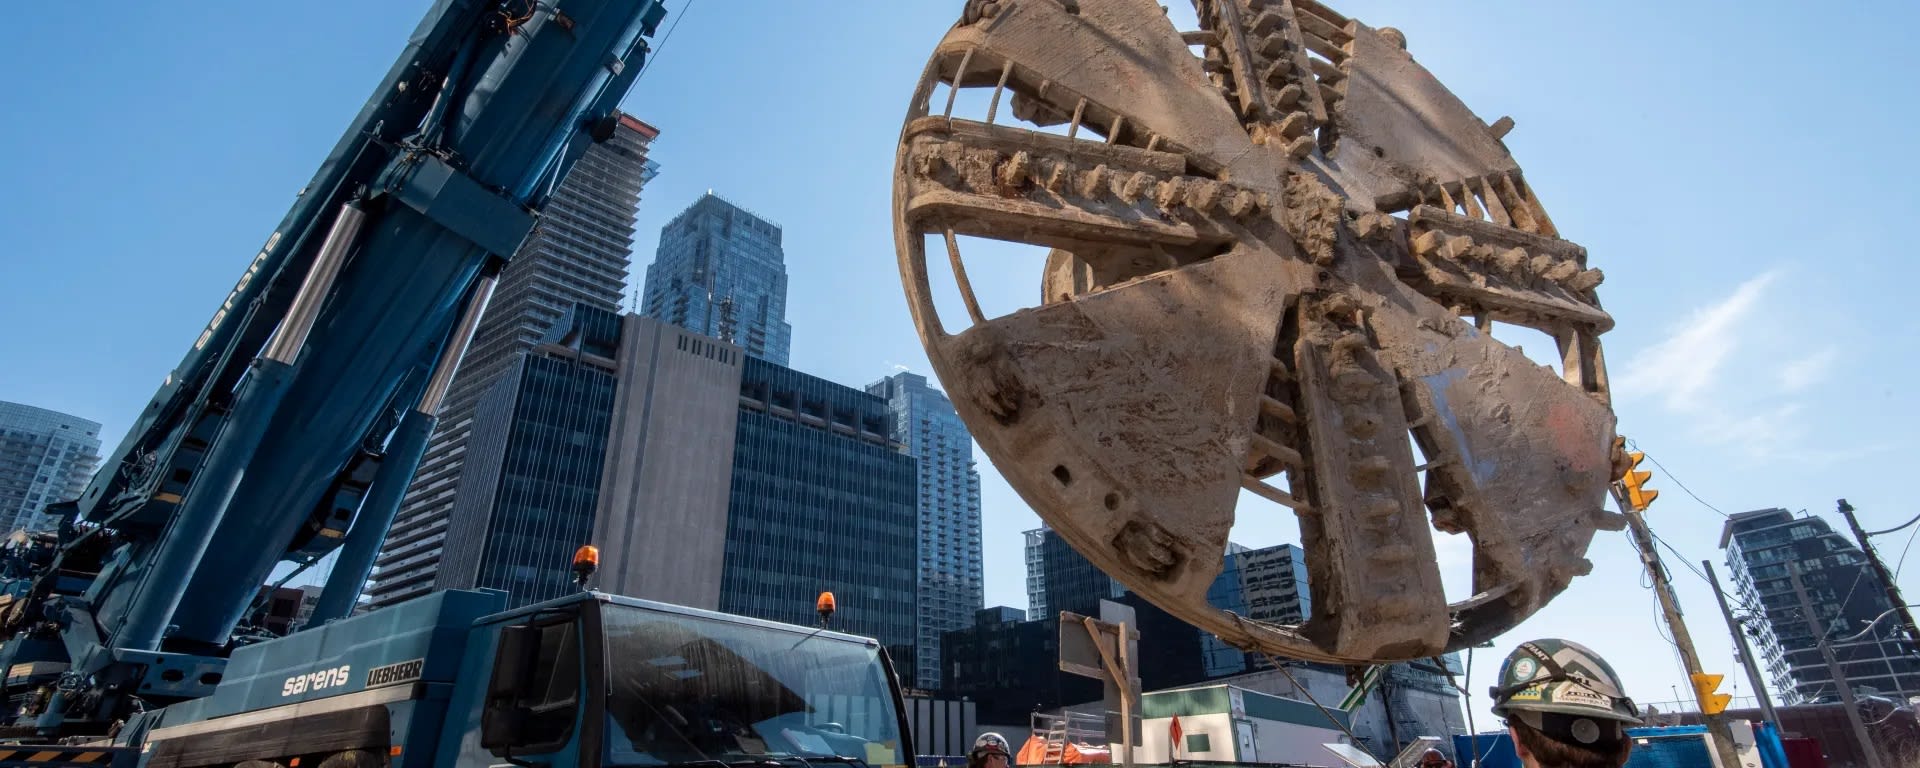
1620 450 1660 511
1691 672 1731 715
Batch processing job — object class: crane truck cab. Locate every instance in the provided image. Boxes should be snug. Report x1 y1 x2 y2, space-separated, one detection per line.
111 589 915 768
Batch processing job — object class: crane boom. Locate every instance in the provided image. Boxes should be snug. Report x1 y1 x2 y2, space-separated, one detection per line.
0 0 668 736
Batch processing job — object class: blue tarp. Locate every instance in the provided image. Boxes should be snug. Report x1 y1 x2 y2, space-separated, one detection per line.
1459 725 1736 768
1453 733 1523 768
1625 737 1712 767
1754 722 1792 768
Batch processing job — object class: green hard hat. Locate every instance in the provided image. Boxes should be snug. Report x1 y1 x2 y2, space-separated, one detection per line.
1489 638 1642 725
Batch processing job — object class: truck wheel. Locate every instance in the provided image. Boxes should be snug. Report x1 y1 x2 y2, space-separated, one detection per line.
317 750 385 768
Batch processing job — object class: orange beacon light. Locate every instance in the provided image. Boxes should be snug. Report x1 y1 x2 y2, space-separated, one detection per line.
816 591 836 626
572 545 600 588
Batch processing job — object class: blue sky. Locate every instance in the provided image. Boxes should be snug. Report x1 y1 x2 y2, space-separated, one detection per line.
4 0 1918 718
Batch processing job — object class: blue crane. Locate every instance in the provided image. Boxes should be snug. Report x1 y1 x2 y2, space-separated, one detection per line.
0 0 668 736
0 4 920 765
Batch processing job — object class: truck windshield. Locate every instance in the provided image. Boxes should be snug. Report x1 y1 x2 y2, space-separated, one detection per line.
603 604 906 768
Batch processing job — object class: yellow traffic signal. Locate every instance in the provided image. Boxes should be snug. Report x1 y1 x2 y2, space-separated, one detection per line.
1691 672 1731 715
1620 451 1660 511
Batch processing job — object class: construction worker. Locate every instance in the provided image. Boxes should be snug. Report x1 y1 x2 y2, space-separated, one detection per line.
1488 639 1642 768
1417 747 1454 768
969 732 1013 768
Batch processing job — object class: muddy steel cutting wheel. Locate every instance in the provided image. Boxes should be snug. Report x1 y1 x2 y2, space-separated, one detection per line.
892 0 1626 663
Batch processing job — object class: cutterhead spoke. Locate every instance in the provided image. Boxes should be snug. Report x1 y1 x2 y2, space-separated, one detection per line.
897 0 1623 663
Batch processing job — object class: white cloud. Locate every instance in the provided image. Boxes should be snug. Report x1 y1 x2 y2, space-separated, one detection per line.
1617 271 1778 410
1611 269 1850 460
1778 347 1839 393
1692 403 1804 457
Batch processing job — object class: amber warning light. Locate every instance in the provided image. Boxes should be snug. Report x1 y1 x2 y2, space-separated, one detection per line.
572 545 600 588
817 591 836 626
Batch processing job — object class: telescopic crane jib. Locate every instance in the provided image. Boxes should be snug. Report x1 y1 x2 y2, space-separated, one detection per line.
0 0 669 736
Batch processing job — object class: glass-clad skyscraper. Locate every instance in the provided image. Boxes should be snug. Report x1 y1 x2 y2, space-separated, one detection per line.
725 357 917 661
640 193 793 365
866 372 983 691
1202 543 1311 676
369 115 660 609
1025 527 1050 619
1722 507 1920 703
1034 526 1123 618
433 307 623 607
430 303 744 610
0 401 102 532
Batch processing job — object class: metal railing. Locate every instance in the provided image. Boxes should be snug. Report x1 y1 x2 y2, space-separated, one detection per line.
1636 695 1771 717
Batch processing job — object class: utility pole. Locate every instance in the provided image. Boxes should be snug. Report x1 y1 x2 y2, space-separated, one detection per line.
1789 562 1885 768
1836 499 1920 654
1704 560 1780 725
1616 484 1741 768
1610 442 1743 766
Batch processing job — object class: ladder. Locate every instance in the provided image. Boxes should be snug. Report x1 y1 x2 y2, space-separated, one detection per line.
1032 712 1069 764
1028 710 1105 764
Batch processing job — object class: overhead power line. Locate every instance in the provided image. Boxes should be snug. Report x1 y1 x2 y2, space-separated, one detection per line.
1868 509 1920 538
1895 518 1920 581
1648 530 1769 618
1625 438 1730 519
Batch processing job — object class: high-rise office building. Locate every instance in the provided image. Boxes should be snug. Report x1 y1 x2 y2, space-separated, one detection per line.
1024 530 1307 636
724 357 917 660
432 307 622 607
590 314 744 608
1203 543 1311 676
1722 507 1920 703
1025 527 1050 619
0 402 102 532
368 115 660 609
1118 590 1211 690
1030 526 1123 618
640 193 793 365
941 608 1100 725
1230 543 1312 624
432 304 743 610
866 371 984 692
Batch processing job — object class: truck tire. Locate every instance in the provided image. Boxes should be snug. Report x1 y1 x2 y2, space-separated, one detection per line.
317 750 384 768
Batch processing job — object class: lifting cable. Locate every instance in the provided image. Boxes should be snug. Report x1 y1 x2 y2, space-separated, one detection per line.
635 0 700 83
1256 648 1383 765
